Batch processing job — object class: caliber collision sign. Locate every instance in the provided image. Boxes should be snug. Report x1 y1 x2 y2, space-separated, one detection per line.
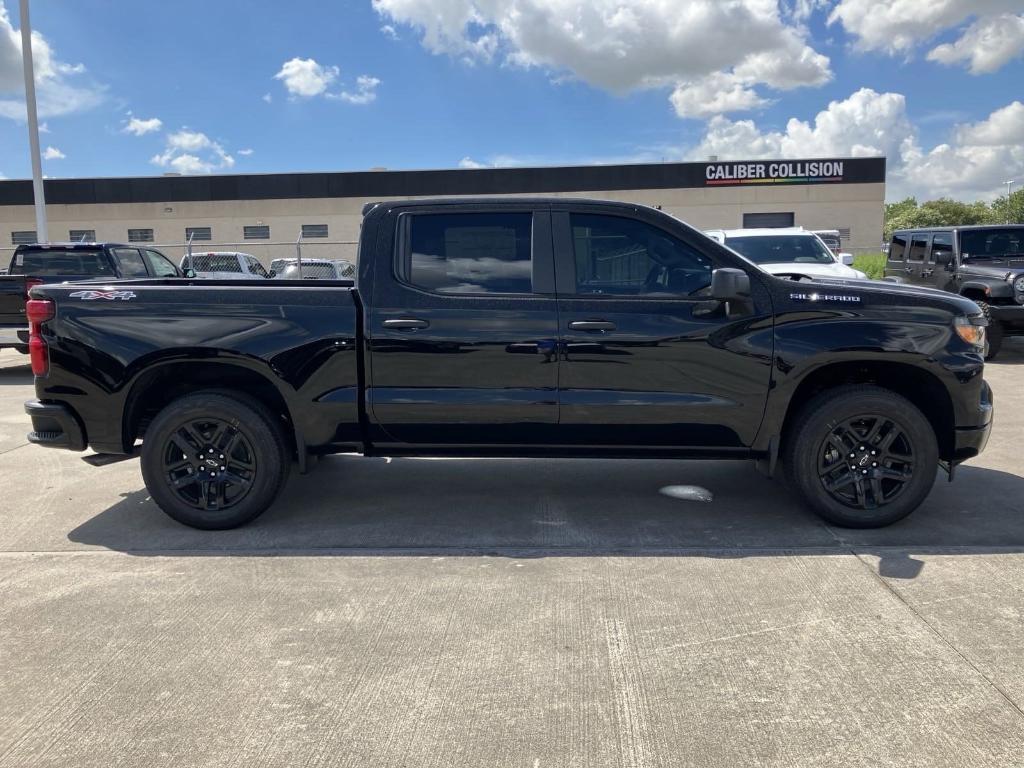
705 160 846 187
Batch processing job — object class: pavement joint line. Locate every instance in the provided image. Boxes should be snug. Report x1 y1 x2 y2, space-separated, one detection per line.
853 551 1024 723
1 545 1024 557
0 441 29 456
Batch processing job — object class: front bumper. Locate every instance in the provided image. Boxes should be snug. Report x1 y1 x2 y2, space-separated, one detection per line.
991 303 1024 332
24 400 87 451
952 379 993 463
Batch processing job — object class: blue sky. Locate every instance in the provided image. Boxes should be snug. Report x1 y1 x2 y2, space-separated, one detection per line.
0 0 1022 201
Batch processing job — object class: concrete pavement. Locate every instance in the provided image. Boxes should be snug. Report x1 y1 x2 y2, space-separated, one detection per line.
1 341 1023 767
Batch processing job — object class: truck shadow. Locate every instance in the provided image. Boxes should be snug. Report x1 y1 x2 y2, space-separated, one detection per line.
0 360 32 385
69 458 1024 578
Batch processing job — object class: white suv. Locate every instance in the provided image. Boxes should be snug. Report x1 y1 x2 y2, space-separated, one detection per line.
704 228 867 280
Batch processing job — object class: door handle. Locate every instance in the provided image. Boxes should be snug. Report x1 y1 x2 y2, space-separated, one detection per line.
921 269 934 277
569 320 616 332
903 267 914 274
383 318 429 330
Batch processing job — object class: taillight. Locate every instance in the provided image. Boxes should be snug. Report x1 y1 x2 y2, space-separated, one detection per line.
25 299 55 377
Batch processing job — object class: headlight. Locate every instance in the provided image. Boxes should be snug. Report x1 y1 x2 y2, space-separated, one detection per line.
1014 275 1024 292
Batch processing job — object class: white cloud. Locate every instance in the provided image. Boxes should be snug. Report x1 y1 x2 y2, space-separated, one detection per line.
829 0 1024 73
332 75 381 104
381 24 399 39
151 128 234 175
0 0 104 120
374 0 831 118
38 120 48 133
458 156 487 169
237 147 254 156
42 145 64 160
123 115 162 136
670 73 768 120
274 57 339 97
261 92 272 103
927 13 1024 74
688 88 1024 201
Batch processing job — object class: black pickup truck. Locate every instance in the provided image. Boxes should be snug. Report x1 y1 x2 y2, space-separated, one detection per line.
1 242 185 352
24 199 993 530
886 225 1024 359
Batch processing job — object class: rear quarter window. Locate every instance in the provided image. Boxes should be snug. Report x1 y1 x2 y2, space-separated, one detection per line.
889 234 907 261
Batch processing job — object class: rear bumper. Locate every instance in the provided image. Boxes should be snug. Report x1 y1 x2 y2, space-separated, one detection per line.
0 325 27 346
24 400 87 451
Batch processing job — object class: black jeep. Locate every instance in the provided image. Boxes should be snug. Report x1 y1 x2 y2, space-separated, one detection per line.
886 225 1024 359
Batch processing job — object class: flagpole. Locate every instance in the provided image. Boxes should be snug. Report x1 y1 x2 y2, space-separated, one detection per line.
19 0 48 242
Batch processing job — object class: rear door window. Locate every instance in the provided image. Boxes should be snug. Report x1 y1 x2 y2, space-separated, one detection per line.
889 234 907 261
930 233 953 261
399 212 533 294
10 248 115 277
908 234 930 262
112 248 150 277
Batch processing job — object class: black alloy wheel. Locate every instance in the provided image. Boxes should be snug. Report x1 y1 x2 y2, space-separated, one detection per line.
141 391 289 529
817 415 914 510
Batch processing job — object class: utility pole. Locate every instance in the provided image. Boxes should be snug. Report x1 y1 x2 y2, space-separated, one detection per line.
1004 180 1016 225
19 0 48 242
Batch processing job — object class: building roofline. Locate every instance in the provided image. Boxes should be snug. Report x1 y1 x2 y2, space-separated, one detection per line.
0 157 887 207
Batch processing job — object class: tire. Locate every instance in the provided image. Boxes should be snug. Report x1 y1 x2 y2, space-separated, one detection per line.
140 391 290 529
977 302 1003 361
784 385 938 528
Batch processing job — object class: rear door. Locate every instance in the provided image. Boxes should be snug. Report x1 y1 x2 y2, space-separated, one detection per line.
366 204 559 446
111 247 151 278
904 232 931 286
885 232 909 280
552 206 773 449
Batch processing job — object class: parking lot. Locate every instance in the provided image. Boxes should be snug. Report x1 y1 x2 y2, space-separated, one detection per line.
0 342 1022 767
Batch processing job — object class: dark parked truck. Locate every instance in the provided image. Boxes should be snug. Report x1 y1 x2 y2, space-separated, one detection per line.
25 199 993 529
1 242 185 352
886 225 1024 359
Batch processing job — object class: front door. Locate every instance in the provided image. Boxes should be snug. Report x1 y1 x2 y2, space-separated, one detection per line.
367 206 560 446
552 208 773 450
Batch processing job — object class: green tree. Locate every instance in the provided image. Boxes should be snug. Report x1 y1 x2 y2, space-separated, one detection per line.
991 189 1024 225
884 197 995 238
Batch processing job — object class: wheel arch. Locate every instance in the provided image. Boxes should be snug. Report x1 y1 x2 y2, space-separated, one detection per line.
778 361 956 461
122 360 298 459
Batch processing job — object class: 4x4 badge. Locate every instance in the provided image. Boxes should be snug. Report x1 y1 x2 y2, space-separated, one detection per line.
69 290 137 301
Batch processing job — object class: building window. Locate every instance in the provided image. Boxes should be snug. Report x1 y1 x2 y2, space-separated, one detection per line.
301 224 329 238
128 228 154 243
185 226 212 242
69 229 96 242
244 225 270 240
742 212 795 228
11 231 37 245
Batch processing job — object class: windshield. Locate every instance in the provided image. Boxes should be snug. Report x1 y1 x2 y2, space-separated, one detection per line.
961 228 1024 259
10 248 115 277
726 235 836 265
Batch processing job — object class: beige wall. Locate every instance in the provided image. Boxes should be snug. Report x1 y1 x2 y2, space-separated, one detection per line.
0 182 884 265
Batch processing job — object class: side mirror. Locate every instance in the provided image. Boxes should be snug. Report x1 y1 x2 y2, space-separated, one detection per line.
933 249 953 266
711 268 751 301
839 253 854 266
182 268 197 279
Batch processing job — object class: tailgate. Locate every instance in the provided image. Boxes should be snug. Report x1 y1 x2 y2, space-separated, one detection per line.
0 276 28 326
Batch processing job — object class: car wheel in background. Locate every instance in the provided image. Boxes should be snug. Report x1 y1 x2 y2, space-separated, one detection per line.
977 301 1003 361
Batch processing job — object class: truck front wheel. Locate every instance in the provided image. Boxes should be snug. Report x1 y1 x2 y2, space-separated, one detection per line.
784 385 938 528
140 392 289 529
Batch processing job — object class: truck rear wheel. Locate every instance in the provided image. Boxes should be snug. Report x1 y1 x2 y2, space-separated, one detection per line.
977 302 1003 360
784 385 938 528
140 392 289 529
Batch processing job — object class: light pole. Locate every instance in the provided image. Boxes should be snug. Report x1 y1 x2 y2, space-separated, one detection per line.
19 0 48 242
1003 180 1017 224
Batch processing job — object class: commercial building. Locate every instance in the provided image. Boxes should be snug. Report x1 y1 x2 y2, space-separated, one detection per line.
0 157 885 265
